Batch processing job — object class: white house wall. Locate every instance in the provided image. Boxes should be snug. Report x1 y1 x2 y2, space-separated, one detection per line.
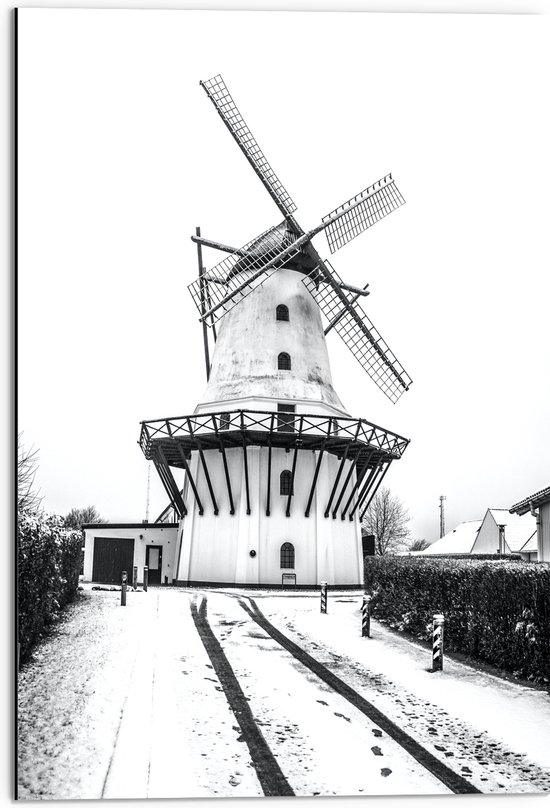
175 446 363 586
83 525 178 583
539 501 550 562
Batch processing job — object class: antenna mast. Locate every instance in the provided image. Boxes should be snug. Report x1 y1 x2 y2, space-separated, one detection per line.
145 463 151 523
439 495 446 538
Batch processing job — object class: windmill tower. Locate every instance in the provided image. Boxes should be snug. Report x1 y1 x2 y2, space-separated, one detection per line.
139 75 411 587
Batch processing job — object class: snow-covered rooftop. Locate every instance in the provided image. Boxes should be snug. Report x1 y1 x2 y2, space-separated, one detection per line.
519 532 538 554
486 509 537 553
422 520 482 555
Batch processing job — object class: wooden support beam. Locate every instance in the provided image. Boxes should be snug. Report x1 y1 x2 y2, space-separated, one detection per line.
196 226 211 381
198 447 219 515
324 443 352 518
341 450 374 520
360 461 393 522
156 446 187 518
332 451 361 519
212 415 234 515
285 417 303 518
266 441 272 517
304 418 332 517
241 412 251 515
331 422 362 518
155 450 182 514
186 416 218 515
176 443 204 516
153 457 185 519
349 456 383 520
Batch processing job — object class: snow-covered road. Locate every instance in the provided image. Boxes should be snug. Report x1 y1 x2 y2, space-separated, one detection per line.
17 587 550 800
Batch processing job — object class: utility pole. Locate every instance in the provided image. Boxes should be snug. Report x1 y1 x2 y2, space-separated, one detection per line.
439 495 446 538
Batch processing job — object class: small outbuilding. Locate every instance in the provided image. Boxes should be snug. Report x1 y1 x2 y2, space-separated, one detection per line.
82 522 179 585
509 485 550 563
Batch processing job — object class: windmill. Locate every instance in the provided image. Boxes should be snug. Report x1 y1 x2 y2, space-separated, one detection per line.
188 75 412 405
139 74 411 587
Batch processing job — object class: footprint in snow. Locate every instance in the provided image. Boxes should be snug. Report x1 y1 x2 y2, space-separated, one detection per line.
381 768 392 777
316 700 328 706
372 729 383 737
334 712 351 722
371 746 383 756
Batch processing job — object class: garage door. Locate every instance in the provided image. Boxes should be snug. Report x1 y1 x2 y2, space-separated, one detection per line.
92 537 135 584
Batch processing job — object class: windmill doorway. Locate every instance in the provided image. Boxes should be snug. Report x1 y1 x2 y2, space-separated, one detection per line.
146 545 163 585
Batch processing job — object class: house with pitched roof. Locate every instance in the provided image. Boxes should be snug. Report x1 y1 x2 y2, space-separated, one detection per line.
421 509 537 559
471 508 537 557
510 485 550 562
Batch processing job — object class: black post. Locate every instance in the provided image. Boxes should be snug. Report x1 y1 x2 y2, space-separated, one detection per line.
121 571 127 606
320 581 328 614
143 565 148 592
362 594 372 638
133 565 138 591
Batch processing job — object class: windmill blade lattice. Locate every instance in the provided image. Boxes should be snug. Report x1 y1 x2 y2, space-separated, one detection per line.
322 174 405 254
188 222 304 325
303 264 412 403
201 75 297 219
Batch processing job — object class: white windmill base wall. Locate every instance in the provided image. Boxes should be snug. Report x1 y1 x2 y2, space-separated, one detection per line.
174 446 363 587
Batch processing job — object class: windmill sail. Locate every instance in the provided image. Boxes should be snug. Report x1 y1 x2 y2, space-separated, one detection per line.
200 75 297 219
303 263 412 403
188 222 305 325
322 174 405 254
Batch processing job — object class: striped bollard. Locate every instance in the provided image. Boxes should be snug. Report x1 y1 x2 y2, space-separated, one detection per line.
143 565 148 592
133 565 138 591
320 581 328 614
362 594 372 638
121 570 127 607
432 613 445 671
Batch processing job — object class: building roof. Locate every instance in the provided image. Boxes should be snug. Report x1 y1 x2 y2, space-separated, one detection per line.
510 485 550 515
485 509 537 552
422 520 482 555
82 522 178 530
519 532 538 554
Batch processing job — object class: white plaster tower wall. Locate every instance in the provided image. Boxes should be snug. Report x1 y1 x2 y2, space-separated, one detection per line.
196 268 348 416
174 446 362 586
172 262 366 587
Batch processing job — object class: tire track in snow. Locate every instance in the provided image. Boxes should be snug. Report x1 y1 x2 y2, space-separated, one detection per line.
190 596 295 797
238 597 480 795
250 596 550 793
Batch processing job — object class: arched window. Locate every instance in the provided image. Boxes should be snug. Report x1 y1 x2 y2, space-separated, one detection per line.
280 470 293 496
280 542 295 569
278 352 291 370
276 304 289 322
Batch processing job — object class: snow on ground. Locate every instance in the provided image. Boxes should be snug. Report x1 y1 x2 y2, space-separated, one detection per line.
257 592 550 790
206 592 448 797
18 588 262 800
17 586 550 800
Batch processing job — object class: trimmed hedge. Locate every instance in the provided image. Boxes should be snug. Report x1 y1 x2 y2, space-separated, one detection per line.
364 556 550 683
18 509 83 663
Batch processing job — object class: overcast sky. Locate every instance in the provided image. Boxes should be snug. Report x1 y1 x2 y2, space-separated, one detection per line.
17 9 550 541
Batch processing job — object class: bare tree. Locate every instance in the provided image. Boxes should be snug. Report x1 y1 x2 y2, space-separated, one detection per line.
409 537 430 552
361 487 411 555
64 506 106 530
18 433 42 513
